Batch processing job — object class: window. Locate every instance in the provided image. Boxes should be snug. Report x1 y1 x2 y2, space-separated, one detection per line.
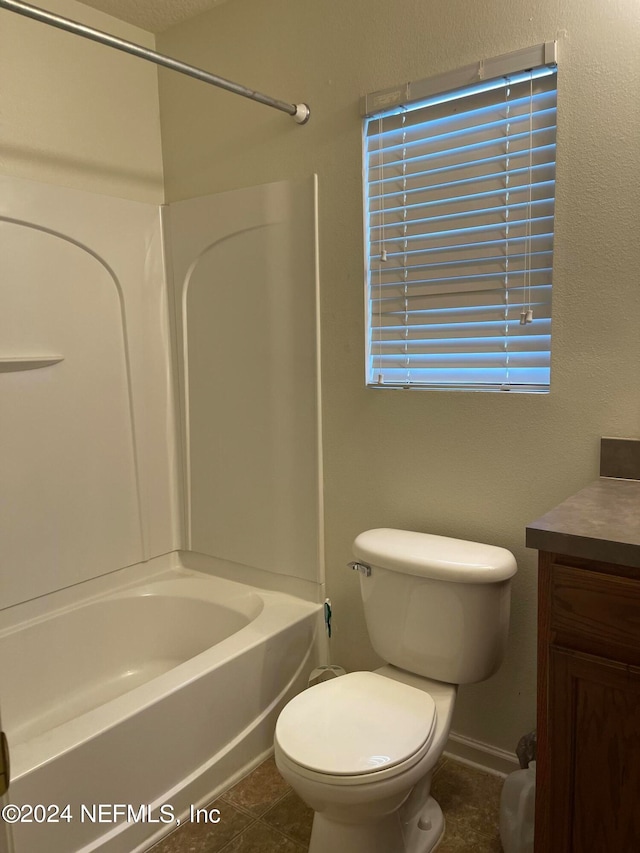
363 47 557 391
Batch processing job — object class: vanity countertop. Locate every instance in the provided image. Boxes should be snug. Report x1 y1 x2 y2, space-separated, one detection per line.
526 476 640 568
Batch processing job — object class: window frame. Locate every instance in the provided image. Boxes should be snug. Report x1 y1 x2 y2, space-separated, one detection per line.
362 43 558 393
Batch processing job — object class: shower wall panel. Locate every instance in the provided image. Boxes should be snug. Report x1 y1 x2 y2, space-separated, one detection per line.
166 177 322 586
0 176 179 609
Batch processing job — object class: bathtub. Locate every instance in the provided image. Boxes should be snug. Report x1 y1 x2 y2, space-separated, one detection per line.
0 559 321 853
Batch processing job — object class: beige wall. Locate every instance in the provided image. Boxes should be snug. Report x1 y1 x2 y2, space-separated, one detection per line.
157 0 640 752
0 0 164 202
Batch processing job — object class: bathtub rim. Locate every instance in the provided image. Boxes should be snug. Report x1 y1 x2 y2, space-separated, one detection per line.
0 550 324 635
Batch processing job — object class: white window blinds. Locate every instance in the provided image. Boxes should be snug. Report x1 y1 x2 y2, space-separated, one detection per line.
364 65 557 391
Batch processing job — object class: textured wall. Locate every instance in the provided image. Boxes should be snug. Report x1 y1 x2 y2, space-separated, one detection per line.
166 0 638 751
0 0 164 202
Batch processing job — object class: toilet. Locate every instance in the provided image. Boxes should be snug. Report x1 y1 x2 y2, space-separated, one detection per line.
274 528 517 853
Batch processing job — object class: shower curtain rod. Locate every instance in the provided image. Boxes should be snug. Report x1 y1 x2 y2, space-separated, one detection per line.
0 0 310 123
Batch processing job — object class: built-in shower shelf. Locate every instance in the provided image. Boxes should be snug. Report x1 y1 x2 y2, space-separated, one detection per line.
0 356 64 372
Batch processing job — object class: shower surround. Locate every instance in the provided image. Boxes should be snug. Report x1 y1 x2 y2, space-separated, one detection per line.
0 174 322 853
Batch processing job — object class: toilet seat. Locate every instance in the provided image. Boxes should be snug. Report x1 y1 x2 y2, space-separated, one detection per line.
275 671 437 786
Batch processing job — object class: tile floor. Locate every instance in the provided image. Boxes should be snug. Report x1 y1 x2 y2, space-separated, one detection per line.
149 754 504 852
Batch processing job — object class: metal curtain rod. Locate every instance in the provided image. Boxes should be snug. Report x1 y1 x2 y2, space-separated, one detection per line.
0 0 310 123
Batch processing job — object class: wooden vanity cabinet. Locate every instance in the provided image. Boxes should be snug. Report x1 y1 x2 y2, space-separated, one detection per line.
535 551 640 853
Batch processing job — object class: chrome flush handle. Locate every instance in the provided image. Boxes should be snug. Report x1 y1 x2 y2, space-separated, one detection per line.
348 561 371 577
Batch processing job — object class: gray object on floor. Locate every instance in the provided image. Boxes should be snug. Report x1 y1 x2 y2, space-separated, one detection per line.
516 730 537 769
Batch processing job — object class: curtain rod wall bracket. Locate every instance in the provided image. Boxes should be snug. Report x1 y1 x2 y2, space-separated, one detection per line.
0 0 310 124
293 104 311 125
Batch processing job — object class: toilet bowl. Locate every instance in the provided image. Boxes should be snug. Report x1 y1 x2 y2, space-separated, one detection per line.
275 666 457 853
274 529 517 853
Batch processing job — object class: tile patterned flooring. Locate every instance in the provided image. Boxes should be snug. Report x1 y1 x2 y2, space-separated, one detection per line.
150 754 504 852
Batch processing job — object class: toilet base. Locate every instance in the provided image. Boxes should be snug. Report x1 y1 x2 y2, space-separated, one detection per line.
308 795 445 853
404 796 445 852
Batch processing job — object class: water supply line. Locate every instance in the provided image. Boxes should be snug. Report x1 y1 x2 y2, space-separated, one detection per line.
0 0 310 124
307 598 346 687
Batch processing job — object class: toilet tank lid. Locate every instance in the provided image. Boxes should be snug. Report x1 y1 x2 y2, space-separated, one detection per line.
353 528 517 583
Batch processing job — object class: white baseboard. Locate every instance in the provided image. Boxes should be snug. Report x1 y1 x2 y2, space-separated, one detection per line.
444 731 520 778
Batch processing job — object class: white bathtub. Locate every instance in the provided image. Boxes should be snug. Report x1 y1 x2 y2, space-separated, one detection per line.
0 560 321 853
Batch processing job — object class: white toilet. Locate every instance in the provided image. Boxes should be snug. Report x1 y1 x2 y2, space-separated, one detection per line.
274 528 517 853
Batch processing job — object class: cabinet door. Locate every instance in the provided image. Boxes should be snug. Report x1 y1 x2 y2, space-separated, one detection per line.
550 647 640 852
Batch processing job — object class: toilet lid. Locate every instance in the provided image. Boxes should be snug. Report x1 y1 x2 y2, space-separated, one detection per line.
276 671 437 776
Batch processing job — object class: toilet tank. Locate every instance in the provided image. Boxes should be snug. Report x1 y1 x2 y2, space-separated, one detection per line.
353 529 517 685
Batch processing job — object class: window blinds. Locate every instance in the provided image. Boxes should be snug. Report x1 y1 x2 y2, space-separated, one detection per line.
364 66 557 391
